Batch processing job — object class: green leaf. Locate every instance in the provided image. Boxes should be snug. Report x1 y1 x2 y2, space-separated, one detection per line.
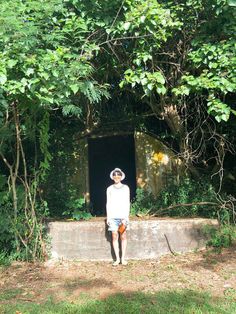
52 70 59 78
40 72 49 80
119 81 125 88
140 15 146 23
123 22 131 31
26 68 34 76
231 109 236 116
7 60 18 68
42 96 54 104
221 114 229 121
228 0 236 6
147 83 154 90
70 84 79 94
39 87 49 95
156 85 167 95
0 74 7 85
141 78 148 86
154 72 165 84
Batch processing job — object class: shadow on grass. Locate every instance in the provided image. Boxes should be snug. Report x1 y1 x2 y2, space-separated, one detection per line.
0 289 235 314
0 276 115 305
63 276 114 291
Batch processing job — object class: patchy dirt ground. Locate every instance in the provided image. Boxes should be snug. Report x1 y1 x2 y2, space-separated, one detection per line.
0 247 235 305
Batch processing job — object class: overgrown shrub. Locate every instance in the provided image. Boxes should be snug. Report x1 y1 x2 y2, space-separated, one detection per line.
43 120 84 218
62 189 93 221
131 177 217 218
130 188 156 217
0 174 50 262
0 252 13 267
0 176 15 256
203 224 236 249
157 177 217 217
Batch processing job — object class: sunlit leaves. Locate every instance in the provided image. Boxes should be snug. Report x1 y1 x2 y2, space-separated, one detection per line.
1 0 235 125
0 74 7 85
228 0 236 5
123 22 131 31
207 96 231 122
172 4 236 122
121 69 166 95
0 0 109 115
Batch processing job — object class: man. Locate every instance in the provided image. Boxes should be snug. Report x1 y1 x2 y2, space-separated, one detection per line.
106 168 130 266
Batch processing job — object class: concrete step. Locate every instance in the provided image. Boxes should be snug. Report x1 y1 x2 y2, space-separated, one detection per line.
47 218 218 261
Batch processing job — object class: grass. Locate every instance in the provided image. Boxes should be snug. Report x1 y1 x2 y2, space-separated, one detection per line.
0 288 23 302
0 289 235 314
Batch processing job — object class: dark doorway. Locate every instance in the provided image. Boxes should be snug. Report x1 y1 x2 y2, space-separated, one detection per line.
88 134 136 216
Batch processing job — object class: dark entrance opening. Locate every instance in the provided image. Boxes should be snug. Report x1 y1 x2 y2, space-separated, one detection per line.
88 134 136 216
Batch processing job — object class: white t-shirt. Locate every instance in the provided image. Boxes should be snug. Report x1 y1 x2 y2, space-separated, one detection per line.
106 184 130 220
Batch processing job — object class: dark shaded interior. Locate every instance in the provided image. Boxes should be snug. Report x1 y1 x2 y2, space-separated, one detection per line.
88 134 136 216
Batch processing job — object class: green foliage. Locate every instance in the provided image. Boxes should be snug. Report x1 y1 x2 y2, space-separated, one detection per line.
14 201 50 261
0 188 49 261
118 0 181 97
172 2 236 122
121 69 167 96
175 39 236 122
0 0 110 117
0 176 15 254
112 0 236 125
42 120 84 217
72 209 93 221
131 177 217 218
130 188 157 217
0 252 12 267
38 111 52 181
203 224 236 249
158 177 217 217
63 196 93 221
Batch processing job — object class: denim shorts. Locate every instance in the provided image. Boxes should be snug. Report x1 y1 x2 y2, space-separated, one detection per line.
108 218 129 232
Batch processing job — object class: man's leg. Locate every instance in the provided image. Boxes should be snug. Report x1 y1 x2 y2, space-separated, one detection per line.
120 231 127 265
112 231 120 265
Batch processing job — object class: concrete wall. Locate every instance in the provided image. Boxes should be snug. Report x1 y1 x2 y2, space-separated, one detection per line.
135 132 183 196
47 218 218 261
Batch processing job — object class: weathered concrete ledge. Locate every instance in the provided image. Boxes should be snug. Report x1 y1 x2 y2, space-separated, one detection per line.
47 218 218 261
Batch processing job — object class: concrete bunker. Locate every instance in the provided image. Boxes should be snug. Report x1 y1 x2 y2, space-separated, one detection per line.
70 131 183 216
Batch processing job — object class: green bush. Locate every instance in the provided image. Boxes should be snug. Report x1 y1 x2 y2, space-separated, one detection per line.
63 191 93 221
43 121 85 218
0 252 12 267
203 224 236 249
0 177 15 256
131 177 217 218
157 177 217 217
130 188 156 216
0 178 49 262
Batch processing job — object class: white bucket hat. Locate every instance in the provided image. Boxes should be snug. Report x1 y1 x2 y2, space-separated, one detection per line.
110 168 125 181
